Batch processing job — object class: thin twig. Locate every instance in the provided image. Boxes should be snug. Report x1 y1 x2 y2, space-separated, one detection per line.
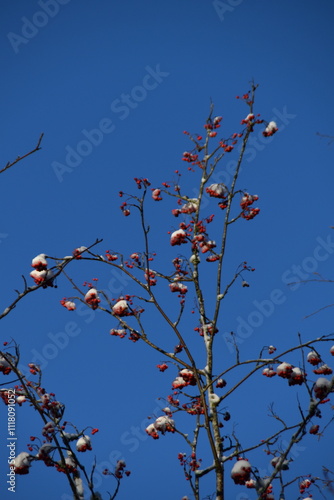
0 133 44 175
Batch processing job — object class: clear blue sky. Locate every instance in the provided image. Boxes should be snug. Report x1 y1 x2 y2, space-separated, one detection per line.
1 1 334 499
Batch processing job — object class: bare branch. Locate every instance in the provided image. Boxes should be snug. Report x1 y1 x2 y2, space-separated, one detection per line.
0 133 44 175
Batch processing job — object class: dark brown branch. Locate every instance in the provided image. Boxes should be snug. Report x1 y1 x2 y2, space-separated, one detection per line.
0 133 44 175
0 238 102 321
